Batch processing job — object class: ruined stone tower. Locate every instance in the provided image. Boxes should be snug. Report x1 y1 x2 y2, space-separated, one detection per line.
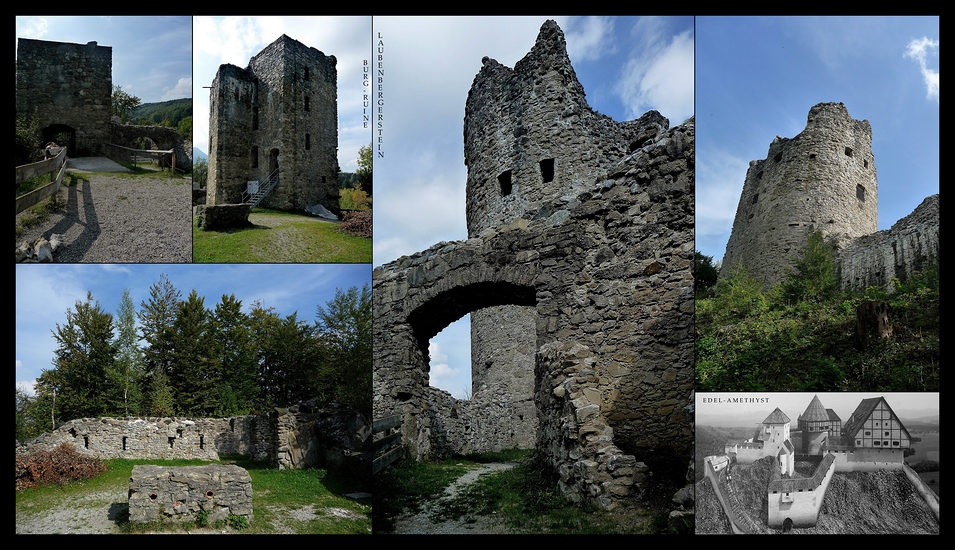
720 102 878 288
207 35 339 212
462 20 669 450
16 38 112 157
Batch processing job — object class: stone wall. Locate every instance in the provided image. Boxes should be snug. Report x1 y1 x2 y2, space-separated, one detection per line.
373 115 695 509
128 464 253 524
836 194 939 291
208 35 339 212
16 38 112 157
110 122 192 173
17 401 369 477
721 103 879 289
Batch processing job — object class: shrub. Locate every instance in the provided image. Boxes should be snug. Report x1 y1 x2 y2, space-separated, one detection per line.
340 210 372 238
15 443 107 490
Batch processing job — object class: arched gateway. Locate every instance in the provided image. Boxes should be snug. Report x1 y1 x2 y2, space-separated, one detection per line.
373 20 695 510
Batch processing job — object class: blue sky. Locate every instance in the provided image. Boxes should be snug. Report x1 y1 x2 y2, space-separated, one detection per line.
192 16 371 174
16 16 193 104
16 264 372 396
696 16 940 264
371 16 694 397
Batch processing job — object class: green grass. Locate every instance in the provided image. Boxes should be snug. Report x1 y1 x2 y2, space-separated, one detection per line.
374 450 665 534
193 208 371 263
16 456 371 534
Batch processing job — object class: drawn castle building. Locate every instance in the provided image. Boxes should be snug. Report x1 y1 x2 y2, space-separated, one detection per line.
16 38 113 157
709 394 920 530
720 102 938 291
207 35 339 212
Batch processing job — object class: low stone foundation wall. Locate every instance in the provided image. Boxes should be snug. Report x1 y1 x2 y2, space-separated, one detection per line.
195 203 251 230
128 464 253 524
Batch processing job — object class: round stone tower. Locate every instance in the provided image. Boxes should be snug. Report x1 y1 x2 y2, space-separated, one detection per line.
720 102 878 288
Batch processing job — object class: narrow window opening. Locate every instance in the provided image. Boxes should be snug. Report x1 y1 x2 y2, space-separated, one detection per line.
864 159 868 168
539 158 555 183
845 147 853 157
774 152 782 162
752 193 759 205
168 437 175 449
498 170 512 197
856 184 866 202
304 66 310 80
305 133 311 150
200 435 204 450
84 436 89 449
123 436 127 451
305 96 310 111
321 176 326 184
251 146 259 168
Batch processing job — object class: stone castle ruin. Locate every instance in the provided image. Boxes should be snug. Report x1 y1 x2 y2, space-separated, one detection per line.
16 38 192 172
17 401 371 481
206 35 339 215
374 20 695 510
720 102 939 291
17 38 113 157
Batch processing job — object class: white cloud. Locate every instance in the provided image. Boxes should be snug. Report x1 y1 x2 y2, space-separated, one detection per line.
565 16 615 62
616 29 695 123
905 37 939 102
162 76 192 101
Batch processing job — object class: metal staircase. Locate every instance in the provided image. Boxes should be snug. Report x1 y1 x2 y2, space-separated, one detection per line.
241 167 279 208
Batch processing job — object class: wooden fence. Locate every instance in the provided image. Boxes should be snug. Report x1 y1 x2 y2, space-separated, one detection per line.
16 147 67 215
105 143 178 172
373 414 403 474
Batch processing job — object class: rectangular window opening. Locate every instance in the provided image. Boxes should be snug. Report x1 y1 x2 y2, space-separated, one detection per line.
498 170 512 197
539 158 555 183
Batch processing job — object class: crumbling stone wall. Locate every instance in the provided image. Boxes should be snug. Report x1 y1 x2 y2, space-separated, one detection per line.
207 35 339 212
16 38 112 157
17 400 369 476
373 114 695 509
721 102 879 289
128 464 253 524
837 194 939 291
110 122 192 173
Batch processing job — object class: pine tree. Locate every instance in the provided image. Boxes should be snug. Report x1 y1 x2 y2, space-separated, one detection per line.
138 274 181 412
212 294 257 415
315 285 372 415
45 292 117 420
172 290 217 415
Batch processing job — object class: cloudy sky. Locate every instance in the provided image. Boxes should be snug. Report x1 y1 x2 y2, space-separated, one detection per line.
696 392 940 428
371 16 694 397
192 16 372 174
15 264 372 396
696 16 940 264
15 16 193 104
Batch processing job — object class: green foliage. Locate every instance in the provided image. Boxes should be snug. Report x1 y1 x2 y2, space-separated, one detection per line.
710 262 766 321
339 185 372 211
16 107 42 166
109 289 143 417
194 509 210 528
148 368 175 416
314 285 372 416
177 116 192 141
130 98 192 129
226 513 250 530
112 85 142 123
193 157 208 188
694 251 720 296
356 143 373 195
696 253 939 392
43 292 117 420
781 231 837 304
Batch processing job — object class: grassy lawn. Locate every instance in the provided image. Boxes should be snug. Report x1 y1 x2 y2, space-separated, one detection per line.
16 456 371 534
193 209 372 263
374 449 667 534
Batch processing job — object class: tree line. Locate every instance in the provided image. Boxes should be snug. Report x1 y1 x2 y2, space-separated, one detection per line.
16 275 371 442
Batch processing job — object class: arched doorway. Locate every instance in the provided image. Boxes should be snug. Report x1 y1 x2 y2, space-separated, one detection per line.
42 124 75 155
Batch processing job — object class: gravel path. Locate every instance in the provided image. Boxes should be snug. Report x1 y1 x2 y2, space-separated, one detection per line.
391 462 518 534
16 160 193 263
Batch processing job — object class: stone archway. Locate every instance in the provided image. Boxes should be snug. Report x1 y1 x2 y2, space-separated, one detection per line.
42 124 76 155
